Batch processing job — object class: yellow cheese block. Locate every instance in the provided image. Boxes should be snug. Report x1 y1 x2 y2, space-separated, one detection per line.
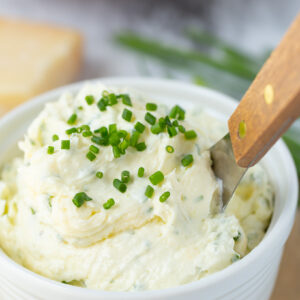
0 18 82 114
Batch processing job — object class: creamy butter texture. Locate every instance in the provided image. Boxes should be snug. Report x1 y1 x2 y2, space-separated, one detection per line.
0 84 274 291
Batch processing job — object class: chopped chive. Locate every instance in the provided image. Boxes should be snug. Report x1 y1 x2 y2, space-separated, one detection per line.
158 117 167 130
94 126 108 137
118 130 128 139
184 130 197 140
82 130 93 137
97 98 107 111
159 191 170 202
47 146 54 154
233 232 241 241
112 146 121 158
149 171 164 185
85 95 94 105
119 139 129 152
181 154 194 167
145 112 156 125
169 105 185 120
145 185 154 198
118 94 132 106
89 145 99 154
66 128 77 135
107 93 117 106
167 126 177 137
164 116 172 127
146 103 157 111
136 142 147 151
138 167 144 177
86 152 96 161
72 192 92 208
121 170 130 183
102 90 109 97
134 122 146 133
103 198 115 210
177 106 185 120
166 145 174 153
109 123 117 134
96 171 103 179
151 123 163 134
67 113 77 125
113 179 127 193
109 132 121 146
130 131 140 147
91 135 108 146
61 140 70 150
52 134 59 141
178 125 186 133
172 120 179 127
30 207 36 215
122 108 133 122
169 106 178 119
77 106 84 110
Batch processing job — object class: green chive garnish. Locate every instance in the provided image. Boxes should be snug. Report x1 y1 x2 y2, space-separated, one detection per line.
178 125 186 133
134 122 146 133
119 139 129 153
109 124 117 134
167 126 177 137
82 130 93 137
145 112 156 125
67 113 77 125
159 191 170 202
52 134 59 141
97 98 107 111
184 130 197 140
138 167 144 177
181 154 194 167
113 179 127 193
47 146 54 154
96 171 103 179
112 146 121 158
91 135 108 146
121 170 130 183
166 145 174 153
94 126 108 136
109 132 121 146
122 108 133 122
107 93 117 106
130 131 140 147
146 103 157 111
77 106 83 110
151 123 163 134
136 142 147 151
61 140 70 150
86 152 96 161
172 120 179 127
85 95 94 105
118 94 132 106
89 145 99 154
103 198 115 210
149 171 164 185
169 105 185 120
145 185 154 198
66 128 77 135
118 130 128 139
72 192 92 208
233 232 241 241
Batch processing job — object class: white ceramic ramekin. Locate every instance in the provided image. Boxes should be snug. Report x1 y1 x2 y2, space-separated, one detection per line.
0 78 298 300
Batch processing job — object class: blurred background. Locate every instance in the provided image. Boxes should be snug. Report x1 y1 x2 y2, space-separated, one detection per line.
0 0 299 299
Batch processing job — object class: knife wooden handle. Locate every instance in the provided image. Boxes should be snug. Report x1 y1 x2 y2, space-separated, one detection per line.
228 13 300 168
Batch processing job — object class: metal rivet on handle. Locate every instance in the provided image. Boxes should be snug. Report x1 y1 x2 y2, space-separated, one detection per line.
238 120 246 139
264 84 274 104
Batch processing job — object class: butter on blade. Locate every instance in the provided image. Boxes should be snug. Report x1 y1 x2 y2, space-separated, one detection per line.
0 18 82 113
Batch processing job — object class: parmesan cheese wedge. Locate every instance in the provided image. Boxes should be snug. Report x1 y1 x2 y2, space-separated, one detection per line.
0 18 82 114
